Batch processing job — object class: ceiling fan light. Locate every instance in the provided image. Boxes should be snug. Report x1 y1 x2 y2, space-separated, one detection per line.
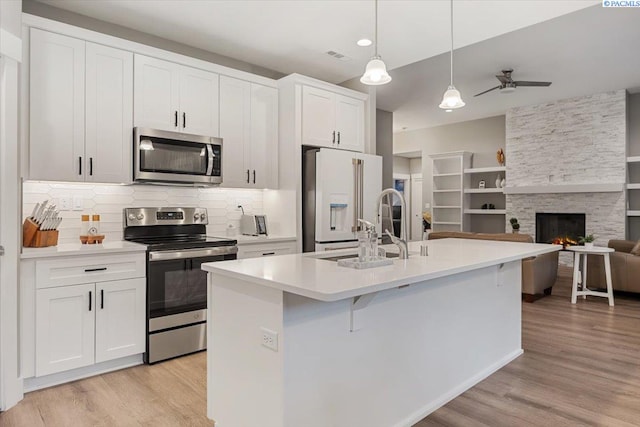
500 86 516 94
360 56 392 85
439 86 465 109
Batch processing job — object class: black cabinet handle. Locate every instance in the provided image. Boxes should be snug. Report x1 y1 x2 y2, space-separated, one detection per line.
174 110 178 127
100 289 104 309
332 131 336 144
253 170 256 184
89 157 93 176
246 169 250 183
84 267 107 272
79 157 82 175
262 252 276 256
337 131 341 144
183 112 186 128
89 291 92 311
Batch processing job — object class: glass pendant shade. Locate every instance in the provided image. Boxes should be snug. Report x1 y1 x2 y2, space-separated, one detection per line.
439 85 465 109
360 56 392 85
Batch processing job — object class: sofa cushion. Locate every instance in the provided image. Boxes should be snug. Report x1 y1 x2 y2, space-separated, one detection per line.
631 241 640 256
608 239 638 254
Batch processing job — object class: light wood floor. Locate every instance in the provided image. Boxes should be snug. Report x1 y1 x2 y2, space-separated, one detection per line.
2 268 639 427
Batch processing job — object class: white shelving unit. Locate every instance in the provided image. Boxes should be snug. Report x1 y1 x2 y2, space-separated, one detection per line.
429 151 472 232
628 157 640 235
462 163 507 232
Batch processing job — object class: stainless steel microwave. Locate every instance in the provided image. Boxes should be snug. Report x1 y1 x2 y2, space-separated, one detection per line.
134 127 222 185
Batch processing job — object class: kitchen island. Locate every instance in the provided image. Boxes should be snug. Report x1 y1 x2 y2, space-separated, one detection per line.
203 238 560 427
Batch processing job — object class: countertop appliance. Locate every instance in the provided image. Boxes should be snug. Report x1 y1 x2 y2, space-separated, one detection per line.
240 214 268 236
123 207 237 364
302 147 382 252
134 127 222 186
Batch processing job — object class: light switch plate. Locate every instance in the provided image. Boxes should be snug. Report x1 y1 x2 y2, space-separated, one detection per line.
72 196 83 211
59 197 72 211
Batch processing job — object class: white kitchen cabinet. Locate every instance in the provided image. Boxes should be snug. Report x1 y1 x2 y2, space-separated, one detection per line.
29 29 133 183
134 54 219 137
85 42 133 183
301 86 364 152
95 278 145 363
29 28 85 182
220 76 278 188
35 283 95 376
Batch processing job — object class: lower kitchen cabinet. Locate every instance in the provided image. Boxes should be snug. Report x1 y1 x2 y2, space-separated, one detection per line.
35 277 145 376
237 241 296 259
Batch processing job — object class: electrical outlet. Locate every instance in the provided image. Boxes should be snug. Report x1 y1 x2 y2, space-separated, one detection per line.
72 196 83 211
59 197 72 211
424 203 430 209
260 327 278 351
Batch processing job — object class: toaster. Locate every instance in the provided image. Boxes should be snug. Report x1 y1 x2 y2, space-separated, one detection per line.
240 214 268 236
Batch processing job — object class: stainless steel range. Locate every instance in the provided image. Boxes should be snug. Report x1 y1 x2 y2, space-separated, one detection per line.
123 207 237 364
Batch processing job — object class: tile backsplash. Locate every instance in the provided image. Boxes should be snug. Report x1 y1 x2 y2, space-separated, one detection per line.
23 182 264 244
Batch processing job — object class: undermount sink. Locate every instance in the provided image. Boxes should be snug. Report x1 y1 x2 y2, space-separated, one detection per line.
319 252 400 262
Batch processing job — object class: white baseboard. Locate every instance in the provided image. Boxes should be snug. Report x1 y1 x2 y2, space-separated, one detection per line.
394 348 524 427
24 354 143 392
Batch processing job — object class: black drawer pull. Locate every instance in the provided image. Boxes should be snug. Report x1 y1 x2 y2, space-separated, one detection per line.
174 110 178 127
183 112 186 128
89 291 92 311
262 252 276 256
84 267 107 273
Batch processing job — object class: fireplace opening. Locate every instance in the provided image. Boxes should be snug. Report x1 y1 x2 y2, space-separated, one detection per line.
536 213 586 248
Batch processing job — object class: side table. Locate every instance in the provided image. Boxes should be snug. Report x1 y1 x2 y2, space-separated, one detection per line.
567 246 615 306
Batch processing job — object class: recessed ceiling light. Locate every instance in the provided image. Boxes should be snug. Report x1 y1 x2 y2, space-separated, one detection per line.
357 38 372 47
446 109 453 113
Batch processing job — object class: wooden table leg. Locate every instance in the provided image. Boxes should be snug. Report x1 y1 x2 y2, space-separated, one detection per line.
571 251 580 304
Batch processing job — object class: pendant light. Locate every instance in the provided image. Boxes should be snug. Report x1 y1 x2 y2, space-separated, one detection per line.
360 0 392 85
439 0 465 109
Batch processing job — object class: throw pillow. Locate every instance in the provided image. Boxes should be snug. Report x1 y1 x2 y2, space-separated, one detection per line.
631 241 640 256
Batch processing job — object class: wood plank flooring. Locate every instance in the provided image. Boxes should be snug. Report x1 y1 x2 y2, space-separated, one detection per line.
2 267 639 427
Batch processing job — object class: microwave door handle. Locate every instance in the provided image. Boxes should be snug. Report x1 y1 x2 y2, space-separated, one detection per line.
206 144 214 176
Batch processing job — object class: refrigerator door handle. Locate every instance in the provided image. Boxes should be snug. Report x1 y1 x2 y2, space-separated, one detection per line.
359 159 364 221
352 158 359 232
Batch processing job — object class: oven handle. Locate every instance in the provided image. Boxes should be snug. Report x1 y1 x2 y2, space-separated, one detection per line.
149 246 238 262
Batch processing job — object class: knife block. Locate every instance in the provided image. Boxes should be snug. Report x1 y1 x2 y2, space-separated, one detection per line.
23 218 59 248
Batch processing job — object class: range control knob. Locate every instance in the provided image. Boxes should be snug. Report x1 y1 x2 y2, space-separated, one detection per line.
199 213 206 221
128 214 136 221
136 213 144 221
194 213 200 221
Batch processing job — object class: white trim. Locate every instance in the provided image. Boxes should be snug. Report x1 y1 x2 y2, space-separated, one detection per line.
627 156 640 163
394 349 524 427
464 166 506 174
503 183 625 194
24 354 143 392
278 73 368 101
21 13 277 87
0 29 22 62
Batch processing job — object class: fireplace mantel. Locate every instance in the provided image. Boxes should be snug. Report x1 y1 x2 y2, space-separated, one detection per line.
503 183 625 194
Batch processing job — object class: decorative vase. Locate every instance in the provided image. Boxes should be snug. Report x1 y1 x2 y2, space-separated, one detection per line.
512 229 519 234
495 175 502 188
500 178 506 188
585 242 594 249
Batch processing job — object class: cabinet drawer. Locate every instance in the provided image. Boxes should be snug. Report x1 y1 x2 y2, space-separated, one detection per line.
237 242 296 259
35 253 146 289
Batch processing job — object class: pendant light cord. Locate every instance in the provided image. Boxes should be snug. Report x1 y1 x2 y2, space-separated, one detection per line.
375 0 379 57
450 0 454 86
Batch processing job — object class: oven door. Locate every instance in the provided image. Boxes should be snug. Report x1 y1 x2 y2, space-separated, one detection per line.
134 127 222 185
147 247 237 320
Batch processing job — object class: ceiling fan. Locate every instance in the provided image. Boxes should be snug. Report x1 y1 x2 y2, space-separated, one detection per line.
474 69 551 97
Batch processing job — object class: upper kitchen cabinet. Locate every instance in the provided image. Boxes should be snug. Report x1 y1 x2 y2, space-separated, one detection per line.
29 29 133 183
134 54 219 137
220 75 278 189
301 86 364 152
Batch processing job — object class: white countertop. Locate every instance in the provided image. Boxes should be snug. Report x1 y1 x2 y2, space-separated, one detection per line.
21 240 147 259
203 238 561 302
216 235 297 245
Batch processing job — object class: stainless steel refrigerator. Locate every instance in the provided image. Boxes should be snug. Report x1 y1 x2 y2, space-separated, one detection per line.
303 147 383 252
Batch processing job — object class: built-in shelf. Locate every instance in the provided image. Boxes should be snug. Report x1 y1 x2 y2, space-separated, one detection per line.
433 206 461 209
464 188 504 194
627 156 640 163
464 209 506 215
463 166 506 174
432 221 462 225
503 183 625 194
433 189 461 193
628 210 640 217
433 173 462 177
628 183 640 190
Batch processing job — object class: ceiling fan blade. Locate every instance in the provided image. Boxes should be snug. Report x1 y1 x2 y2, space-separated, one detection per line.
514 81 552 87
474 86 501 97
496 75 510 84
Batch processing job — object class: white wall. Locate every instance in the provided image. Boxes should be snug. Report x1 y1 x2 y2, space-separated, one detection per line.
23 183 264 244
393 156 410 175
1 0 22 38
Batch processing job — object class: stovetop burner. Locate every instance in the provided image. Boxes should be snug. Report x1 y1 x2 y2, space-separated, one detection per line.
129 235 236 251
